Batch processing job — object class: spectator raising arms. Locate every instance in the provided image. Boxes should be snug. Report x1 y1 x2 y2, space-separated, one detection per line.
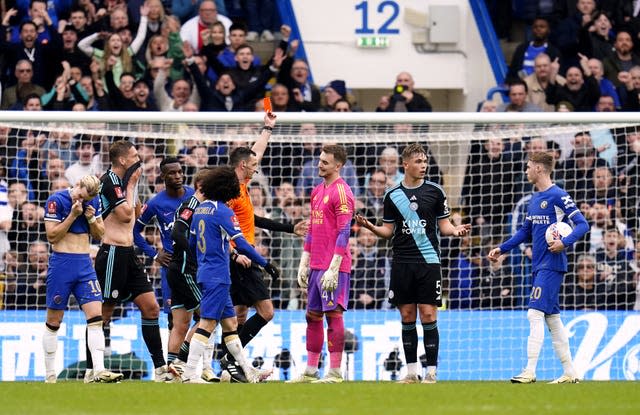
77 4 150 87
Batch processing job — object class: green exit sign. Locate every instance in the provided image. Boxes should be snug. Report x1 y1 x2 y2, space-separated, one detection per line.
357 36 390 48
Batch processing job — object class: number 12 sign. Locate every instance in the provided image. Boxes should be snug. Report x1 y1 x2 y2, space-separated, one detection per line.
355 0 400 34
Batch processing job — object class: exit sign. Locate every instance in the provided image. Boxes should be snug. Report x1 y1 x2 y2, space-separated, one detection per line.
356 36 390 48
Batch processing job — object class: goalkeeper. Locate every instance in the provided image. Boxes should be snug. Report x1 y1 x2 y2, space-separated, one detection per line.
290 145 355 383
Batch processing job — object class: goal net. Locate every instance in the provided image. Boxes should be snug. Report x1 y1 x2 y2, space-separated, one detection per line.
0 112 638 382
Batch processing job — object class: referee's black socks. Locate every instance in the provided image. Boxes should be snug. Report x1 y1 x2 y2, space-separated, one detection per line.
239 314 268 347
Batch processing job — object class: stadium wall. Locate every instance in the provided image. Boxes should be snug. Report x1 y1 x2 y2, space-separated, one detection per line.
283 0 501 111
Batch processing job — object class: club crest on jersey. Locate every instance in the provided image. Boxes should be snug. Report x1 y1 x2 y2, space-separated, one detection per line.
409 202 418 211
323 195 329 204
180 210 193 221
541 200 548 209
114 186 124 198
47 201 56 214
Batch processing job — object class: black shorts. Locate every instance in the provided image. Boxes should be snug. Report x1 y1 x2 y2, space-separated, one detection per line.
167 263 201 312
388 262 442 307
95 244 153 303
230 261 270 306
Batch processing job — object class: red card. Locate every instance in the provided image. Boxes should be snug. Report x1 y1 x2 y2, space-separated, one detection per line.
263 97 272 113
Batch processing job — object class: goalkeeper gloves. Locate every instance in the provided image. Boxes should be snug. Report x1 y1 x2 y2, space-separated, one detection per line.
321 254 343 292
264 262 280 283
297 251 310 289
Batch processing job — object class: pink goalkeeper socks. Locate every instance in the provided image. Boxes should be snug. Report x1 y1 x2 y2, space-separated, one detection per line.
327 313 344 369
306 316 324 368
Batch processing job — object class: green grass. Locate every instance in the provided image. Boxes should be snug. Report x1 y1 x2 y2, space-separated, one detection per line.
2 381 637 415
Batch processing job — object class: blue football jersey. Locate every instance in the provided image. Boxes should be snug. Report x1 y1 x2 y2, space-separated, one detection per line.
44 188 102 234
191 200 244 285
135 186 195 255
501 185 581 272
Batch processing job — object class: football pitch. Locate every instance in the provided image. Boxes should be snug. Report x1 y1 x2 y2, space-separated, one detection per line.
2 381 637 415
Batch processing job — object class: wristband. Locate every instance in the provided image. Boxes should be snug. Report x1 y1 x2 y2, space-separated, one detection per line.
262 125 273 132
87 216 96 224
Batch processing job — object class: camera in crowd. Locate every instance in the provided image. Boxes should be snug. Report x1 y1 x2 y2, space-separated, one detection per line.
394 84 407 94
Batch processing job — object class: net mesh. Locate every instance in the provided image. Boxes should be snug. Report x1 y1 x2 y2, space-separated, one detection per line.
0 116 638 381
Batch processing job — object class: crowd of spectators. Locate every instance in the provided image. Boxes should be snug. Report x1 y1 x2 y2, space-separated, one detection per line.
486 0 640 112
0 1 434 114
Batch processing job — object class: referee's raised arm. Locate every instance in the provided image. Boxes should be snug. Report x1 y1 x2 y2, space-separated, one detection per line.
251 111 276 163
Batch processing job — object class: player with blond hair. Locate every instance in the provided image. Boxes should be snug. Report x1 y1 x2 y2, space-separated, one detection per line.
489 151 589 383
356 143 469 384
43 175 123 383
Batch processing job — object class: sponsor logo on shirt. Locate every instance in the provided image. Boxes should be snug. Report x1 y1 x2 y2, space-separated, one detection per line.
401 219 427 234
527 214 551 225
231 214 240 229
114 186 124 199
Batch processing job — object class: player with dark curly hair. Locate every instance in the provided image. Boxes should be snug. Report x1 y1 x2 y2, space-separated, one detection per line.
180 166 280 383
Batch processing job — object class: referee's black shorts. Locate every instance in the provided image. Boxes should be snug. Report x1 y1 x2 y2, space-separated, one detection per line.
230 260 270 306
